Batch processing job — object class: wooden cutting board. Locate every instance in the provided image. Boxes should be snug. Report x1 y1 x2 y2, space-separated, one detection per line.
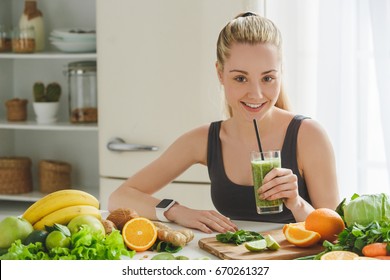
198 228 324 260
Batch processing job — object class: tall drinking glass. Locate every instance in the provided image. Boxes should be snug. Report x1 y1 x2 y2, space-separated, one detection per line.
251 150 283 214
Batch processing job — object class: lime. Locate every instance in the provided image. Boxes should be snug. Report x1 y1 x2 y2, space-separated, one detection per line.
23 230 49 246
151 253 176 260
244 239 267 252
175 255 189 260
45 230 71 250
265 234 280 250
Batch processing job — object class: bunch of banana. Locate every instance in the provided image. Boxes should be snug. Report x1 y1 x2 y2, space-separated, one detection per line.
22 189 101 230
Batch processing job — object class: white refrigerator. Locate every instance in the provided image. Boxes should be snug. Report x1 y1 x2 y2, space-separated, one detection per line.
97 0 264 209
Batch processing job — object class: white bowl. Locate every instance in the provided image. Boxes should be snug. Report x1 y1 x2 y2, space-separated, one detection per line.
49 35 96 42
51 40 96 53
51 28 96 40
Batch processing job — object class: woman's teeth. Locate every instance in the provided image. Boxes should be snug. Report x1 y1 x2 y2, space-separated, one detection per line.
243 102 262 109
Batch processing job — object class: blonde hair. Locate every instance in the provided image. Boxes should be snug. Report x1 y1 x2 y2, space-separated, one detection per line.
216 12 290 116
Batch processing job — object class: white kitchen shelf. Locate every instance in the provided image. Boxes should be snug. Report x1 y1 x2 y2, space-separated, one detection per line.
0 120 98 131
0 0 99 216
0 52 97 60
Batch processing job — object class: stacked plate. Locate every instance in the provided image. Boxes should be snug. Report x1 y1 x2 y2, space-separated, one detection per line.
50 28 96 53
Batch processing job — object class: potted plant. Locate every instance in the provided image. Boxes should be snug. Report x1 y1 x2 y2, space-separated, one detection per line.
32 82 61 124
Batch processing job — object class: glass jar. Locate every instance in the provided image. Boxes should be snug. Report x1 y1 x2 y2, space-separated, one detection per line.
66 61 98 123
12 26 35 53
0 25 12 52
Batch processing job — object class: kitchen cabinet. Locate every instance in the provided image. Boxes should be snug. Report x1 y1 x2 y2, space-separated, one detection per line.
0 0 98 211
97 0 264 210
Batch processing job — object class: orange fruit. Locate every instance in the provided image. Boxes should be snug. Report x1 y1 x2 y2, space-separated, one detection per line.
320 251 359 260
122 217 157 252
283 224 321 247
282 221 305 234
305 208 345 242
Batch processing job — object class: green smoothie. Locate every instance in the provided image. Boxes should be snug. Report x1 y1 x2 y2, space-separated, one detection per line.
251 151 283 214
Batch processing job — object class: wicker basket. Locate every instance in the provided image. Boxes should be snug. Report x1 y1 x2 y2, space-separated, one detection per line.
5 98 28 121
0 157 33 194
39 160 71 193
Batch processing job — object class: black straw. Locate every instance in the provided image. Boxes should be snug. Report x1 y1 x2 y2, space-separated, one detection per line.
253 119 264 160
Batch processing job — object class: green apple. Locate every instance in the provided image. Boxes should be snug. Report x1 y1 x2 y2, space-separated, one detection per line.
0 216 34 249
45 231 71 250
67 215 105 236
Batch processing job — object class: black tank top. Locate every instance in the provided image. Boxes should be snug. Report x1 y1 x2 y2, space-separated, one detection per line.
207 115 311 223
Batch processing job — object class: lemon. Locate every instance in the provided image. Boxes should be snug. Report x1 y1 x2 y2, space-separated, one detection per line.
244 239 267 252
265 234 280 250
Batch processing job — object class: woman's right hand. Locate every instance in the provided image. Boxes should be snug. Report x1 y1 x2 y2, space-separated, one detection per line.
165 204 238 233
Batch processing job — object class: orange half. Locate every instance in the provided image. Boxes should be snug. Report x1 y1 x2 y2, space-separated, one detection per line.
122 217 157 252
282 221 306 234
284 224 321 247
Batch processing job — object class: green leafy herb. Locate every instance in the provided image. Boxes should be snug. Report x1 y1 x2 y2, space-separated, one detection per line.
312 220 390 259
216 229 264 245
337 220 390 255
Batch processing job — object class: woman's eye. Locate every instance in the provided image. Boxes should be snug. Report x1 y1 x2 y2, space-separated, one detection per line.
234 76 247 83
263 76 274 82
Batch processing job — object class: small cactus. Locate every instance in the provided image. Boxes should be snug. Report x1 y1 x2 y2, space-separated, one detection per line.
33 82 45 102
46 82 61 102
33 82 61 102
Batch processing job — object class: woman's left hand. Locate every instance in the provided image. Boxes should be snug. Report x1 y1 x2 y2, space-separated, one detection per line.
259 168 300 210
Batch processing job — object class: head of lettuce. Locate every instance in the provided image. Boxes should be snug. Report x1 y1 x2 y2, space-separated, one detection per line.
340 193 390 227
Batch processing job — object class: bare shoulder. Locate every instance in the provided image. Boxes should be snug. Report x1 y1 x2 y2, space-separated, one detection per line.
178 123 210 143
297 118 334 159
298 118 331 143
168 123 211 164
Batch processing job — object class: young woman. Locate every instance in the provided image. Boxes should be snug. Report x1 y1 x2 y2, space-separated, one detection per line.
108 12 340 233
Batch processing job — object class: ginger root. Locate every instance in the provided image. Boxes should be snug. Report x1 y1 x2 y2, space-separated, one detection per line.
101 219 117 235
153 222 194 247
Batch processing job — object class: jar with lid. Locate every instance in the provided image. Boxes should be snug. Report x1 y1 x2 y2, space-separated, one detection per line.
65 61 98 123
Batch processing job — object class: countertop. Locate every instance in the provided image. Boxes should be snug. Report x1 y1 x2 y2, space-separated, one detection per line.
0 203 283 260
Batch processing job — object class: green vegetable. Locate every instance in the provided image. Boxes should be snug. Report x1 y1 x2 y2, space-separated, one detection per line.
151 240 182 253
311 221 390 259
340 193 390 227
216 230 264 245
294 255 316 260
337 220 390 255
0 225 134 260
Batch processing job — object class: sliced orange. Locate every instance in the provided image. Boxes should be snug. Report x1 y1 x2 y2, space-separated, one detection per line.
122 217 157 252
282 222 305 234
284 224 321 247
320 251 359 260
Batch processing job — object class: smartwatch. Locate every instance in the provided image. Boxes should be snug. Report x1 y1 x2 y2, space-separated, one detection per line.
155 199 177 222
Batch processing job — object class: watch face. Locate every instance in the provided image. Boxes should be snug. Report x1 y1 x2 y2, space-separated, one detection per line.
156 199 174 208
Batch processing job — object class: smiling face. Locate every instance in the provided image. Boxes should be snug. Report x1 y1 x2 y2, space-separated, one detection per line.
218 42 282 122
